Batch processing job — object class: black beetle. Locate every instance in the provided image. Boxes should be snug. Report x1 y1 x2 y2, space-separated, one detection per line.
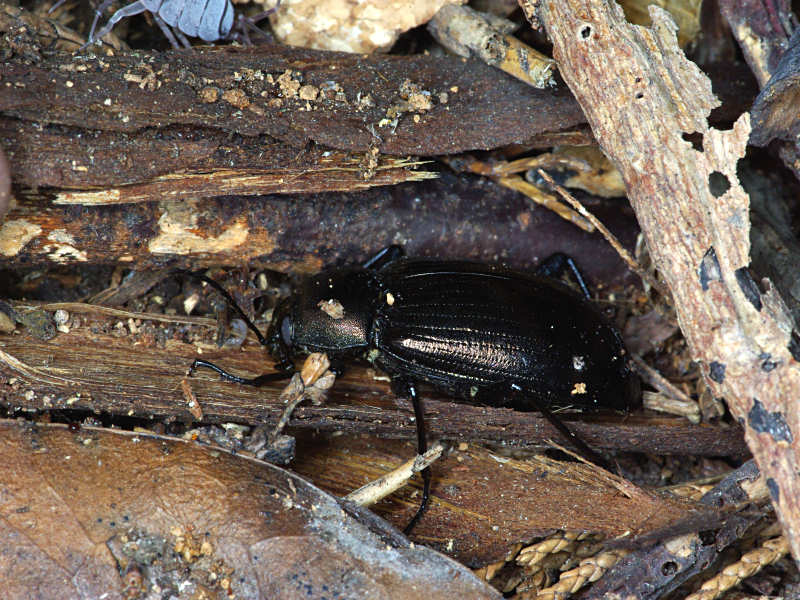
188 246 640 532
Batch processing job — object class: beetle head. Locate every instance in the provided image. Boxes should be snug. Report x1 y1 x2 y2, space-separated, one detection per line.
266 267 375 359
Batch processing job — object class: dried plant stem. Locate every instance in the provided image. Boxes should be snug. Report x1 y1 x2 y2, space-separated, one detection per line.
427 4 556 88
498 175 594 232
684 536 789 600
536 168 665 295
633 355 701 422
517 531 592 569
271 353 334 440
527 548 629 599
345 443 444 507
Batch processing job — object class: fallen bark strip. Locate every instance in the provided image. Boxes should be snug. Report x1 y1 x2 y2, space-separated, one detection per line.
0 419 499 600
291 433 711 567
585 460 768 599
535 0 800 562
0 173 639 283
0 44 585 157
1 119 433 198
0 313 746 456
719 0 800 185
0 38 756 191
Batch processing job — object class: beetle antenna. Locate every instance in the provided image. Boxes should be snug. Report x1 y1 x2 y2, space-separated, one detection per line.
535 253 592 300
175 270 269 348
363 245 405 270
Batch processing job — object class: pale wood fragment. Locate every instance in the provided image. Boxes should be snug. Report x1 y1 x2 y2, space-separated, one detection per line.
534 0 800 562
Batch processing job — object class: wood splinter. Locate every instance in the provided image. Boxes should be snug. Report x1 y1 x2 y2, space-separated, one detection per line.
345 443 445 507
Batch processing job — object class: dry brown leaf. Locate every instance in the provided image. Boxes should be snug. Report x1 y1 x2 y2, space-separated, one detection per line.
0 420 499 600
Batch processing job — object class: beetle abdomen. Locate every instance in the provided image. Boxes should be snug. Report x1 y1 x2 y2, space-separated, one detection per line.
372 261 635 411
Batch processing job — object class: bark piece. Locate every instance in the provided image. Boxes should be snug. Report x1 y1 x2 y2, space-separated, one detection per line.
0 419 499 600
535 0 800 563
717 0 800 184
750 27 800 147
717 0 794 87
0 119 432 196
291 433 711 566
0 308 747 456
0 174 639 285
0 45 585 156
584 461 768 599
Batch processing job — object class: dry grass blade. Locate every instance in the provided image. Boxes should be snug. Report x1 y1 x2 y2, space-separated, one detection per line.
499 175 594 232
345 443 444 507
535 168 665 294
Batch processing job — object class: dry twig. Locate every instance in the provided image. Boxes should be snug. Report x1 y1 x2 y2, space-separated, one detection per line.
345 443 445 507
533 0 800 560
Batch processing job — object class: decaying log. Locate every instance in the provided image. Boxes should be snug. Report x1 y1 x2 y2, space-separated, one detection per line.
535 0 800 563
0 304 747 457
0 173 639 282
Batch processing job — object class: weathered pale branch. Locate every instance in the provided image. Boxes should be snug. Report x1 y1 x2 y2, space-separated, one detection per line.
533 0 800 562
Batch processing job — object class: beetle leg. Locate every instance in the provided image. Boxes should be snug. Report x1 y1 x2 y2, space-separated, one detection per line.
391 379 431 535
363 245 405 270
509 383 611 471
536 253 592 300
189 358 294 386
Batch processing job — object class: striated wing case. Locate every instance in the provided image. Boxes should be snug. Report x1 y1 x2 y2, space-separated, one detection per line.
371 260 636 411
